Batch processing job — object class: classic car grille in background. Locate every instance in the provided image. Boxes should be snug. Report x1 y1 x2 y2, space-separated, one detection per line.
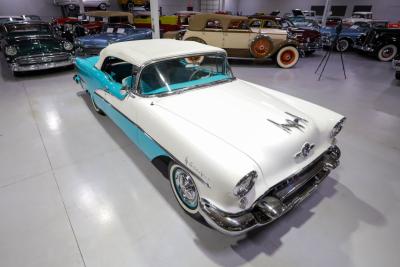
16 53 71 65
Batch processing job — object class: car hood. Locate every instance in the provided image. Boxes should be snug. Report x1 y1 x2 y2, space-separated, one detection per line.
8 35 65 56
77 33 121 47
152 79 341 187
77 29 151 47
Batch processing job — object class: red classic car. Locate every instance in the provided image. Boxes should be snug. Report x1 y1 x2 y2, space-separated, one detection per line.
248 15 321 55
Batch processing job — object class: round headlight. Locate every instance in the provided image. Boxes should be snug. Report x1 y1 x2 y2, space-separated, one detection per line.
63 41 74 51
5 46 17 56
233 171 258 198
331 118 346 138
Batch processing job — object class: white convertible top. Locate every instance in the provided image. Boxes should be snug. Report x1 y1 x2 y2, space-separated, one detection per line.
95 39 225 68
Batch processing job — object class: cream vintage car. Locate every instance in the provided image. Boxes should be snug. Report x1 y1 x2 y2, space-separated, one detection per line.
182 14 300 68
73 39 345 235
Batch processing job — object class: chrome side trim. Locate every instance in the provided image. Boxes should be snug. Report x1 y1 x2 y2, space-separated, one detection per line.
91 91 211 188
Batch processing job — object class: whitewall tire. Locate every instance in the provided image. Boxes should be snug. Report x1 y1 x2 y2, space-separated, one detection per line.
377 44 398 62
276 46 299 69
169 163 200 214
336 39 350 52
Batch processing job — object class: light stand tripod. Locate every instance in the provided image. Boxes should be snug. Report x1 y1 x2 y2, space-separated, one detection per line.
315 22 347 81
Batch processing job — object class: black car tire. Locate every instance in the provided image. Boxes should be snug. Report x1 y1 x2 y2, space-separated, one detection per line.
90 93 106 115
336 39 350 52
184 37 206 44
377 44 398 62
396 71 400 80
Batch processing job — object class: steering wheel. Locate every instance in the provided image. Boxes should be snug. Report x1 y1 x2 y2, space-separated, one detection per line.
189 69 211 81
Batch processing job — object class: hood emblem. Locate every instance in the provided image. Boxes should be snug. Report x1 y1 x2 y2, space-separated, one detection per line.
268 112 308 133
295 142 315 158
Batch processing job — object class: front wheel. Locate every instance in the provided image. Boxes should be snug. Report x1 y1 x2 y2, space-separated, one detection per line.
169 163 200 214
377 44 398 62
276 46 299 68
336 39 350 52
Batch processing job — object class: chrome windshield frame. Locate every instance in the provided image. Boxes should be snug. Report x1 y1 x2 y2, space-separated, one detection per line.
129 52 235 98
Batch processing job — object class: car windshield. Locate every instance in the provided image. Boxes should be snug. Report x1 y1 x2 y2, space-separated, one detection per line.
102 23 133 33
138 53 234 96
5 23 51 35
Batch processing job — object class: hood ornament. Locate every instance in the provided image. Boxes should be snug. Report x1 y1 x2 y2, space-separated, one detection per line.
268 112 308 133
295 142 315 158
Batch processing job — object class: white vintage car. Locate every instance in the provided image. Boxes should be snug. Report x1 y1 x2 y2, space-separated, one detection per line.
73 39 345 235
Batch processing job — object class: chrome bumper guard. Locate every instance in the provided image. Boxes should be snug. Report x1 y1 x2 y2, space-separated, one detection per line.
392 59 400 71
10 54 74 72
199 146 341 235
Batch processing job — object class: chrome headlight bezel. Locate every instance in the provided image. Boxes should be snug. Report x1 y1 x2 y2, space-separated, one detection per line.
63 41 74 51
233 171 258 198
331 117 346 138
5 46 17 56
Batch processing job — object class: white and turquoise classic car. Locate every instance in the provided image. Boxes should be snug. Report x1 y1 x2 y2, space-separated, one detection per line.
73 39 345 235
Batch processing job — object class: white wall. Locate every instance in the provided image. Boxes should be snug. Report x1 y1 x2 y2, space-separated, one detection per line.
237 0 400 21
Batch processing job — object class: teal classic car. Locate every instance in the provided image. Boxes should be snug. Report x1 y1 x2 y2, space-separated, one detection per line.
0 21 75 74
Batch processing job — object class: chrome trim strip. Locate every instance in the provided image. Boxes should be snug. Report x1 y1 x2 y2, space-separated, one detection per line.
92 91 211 188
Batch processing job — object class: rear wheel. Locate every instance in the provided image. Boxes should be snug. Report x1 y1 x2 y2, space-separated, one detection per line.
185 37 206 44
377 44 398 62
90 92 105 115
169 162 200 214
336 39 350 52
276 46 299 68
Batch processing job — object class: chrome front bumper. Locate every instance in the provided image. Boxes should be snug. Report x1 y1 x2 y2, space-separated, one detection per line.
199 146 341 235
298 40 322 52
353 44 374 52
10 54 75 72
392 59 400 71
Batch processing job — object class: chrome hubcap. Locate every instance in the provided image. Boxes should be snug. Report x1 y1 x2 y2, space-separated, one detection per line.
173 168 198 209
382 47 394 58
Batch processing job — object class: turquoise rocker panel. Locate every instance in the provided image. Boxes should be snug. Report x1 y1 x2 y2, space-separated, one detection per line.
92 93 168 160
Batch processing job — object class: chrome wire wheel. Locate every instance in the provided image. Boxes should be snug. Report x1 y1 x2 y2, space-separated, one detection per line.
169 163 199 214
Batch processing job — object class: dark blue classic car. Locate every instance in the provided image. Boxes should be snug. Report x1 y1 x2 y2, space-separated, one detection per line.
75 23 152 55
320 24 370 52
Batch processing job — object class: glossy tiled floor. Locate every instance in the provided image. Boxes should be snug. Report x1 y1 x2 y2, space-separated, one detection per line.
1 51 399 267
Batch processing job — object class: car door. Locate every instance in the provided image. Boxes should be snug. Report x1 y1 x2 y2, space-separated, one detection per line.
199 18 224 47
100 57 141 144
223 19 251 49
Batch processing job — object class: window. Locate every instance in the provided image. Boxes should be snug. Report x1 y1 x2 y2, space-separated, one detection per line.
138 53 234 96
310 5 325 16
353 5 372 12
331 6 347 17
101 57 135 87
205 19 222 29
249 20 261 28
228 20 249 30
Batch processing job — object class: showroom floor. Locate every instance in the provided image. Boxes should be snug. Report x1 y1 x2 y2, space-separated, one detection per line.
0 51 399 267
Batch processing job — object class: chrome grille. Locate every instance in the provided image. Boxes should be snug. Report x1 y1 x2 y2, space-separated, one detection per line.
16 53 70 65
